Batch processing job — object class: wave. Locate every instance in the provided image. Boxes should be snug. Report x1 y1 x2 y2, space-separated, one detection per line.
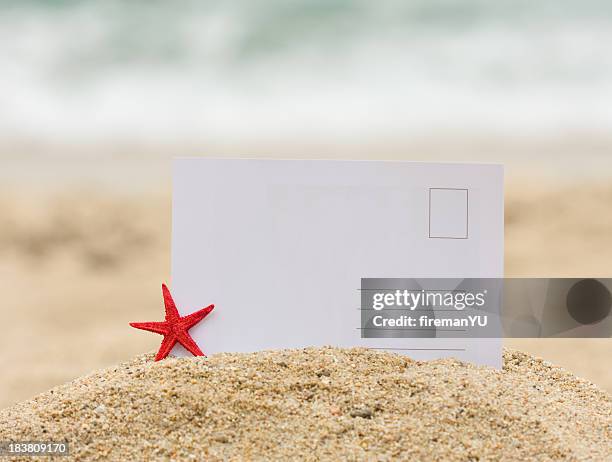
1 0 612 141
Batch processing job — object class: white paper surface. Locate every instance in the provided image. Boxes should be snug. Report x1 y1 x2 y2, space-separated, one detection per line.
171 159 504 367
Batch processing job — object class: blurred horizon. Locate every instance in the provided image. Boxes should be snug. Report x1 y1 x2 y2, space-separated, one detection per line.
1 0 612 147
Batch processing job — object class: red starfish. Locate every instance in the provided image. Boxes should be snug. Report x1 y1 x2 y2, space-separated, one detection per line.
130 284 214 361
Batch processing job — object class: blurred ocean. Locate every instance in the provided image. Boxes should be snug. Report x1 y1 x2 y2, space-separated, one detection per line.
1 0 612 143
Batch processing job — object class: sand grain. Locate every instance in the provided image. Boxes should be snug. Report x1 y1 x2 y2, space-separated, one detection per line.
1 348 610 461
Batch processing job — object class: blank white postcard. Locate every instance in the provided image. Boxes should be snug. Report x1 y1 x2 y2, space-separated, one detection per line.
171 159 504 367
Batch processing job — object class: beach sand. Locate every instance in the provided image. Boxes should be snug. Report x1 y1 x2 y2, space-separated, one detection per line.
0 348 610 461
0 177 611 412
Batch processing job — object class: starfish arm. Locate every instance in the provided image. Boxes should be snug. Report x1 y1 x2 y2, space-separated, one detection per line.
155 333 178 361
181 304 215 329
129 321 170 335
176 330 205 357
162 283 180 322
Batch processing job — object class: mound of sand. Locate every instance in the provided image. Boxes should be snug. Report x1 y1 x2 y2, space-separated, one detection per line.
1 348 610 461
